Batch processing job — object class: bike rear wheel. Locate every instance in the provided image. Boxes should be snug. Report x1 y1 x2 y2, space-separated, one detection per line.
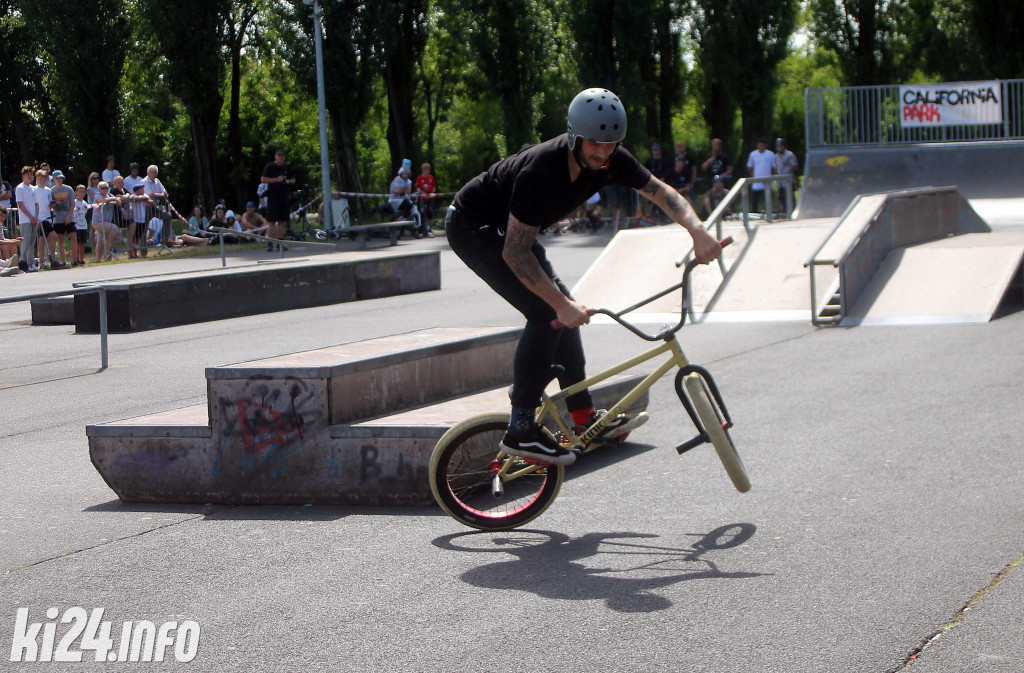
683 374 751 493
429 413 565 530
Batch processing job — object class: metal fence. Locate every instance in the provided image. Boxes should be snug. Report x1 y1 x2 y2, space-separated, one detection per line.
805 79 1024 148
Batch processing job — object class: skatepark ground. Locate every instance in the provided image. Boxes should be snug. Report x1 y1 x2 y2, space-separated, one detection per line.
1 213 1023 672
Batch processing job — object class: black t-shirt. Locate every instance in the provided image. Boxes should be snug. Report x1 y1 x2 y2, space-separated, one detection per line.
261 161 294 203
707 152 731 178
454 134 650 230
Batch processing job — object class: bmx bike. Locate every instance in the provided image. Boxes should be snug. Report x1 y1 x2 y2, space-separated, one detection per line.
429 237 749 531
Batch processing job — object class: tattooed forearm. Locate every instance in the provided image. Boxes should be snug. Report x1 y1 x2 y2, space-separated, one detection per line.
503 218 545 286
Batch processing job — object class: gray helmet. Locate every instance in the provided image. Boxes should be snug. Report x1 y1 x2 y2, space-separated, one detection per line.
567 88 627 149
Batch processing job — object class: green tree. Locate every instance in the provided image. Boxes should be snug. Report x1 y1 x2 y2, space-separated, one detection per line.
380 0 428 171
807 0 904 86
138 0 229 208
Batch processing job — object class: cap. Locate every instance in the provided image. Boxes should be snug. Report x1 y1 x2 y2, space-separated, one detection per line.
133 183 145 191
775 137 785 145
246 201 257 208
51 170 65 180
130 162 140 169
651 143 661 150
215 204 226 212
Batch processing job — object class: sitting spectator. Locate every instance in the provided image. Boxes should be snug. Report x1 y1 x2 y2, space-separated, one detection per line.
0 204 24 276
701 175 733 220
187 205 209 235
240 201 270 236
71 185 90 266
208 204 228 231
664 155 696 205
145 215 210 248
388 166 415 218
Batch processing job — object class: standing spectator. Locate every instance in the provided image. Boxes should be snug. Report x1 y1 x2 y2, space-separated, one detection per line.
38 163 55 188
702 138 733 182
774 138 799 218
260 149 295 251
643 143 670 181
746 139 775 215
86 172 102 204
92 181 122 263
34 168 60 269
50 170 75 268
415 162 437 237
0 175 12 210
129 182 153 256
15 166 40 272
123 162 144 193
141 164 168 202
673 142 698 204
101 155 120 185
71 185 90 266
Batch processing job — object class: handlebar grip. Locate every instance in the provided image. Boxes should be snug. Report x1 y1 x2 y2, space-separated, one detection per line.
551 308 596 330
720 236 733 247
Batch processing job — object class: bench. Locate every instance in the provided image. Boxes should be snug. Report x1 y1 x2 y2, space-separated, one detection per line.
344 221 418 249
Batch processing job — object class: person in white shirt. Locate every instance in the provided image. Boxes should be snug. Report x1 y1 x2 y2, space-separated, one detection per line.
33 168 60 268
122 162 144 193
71 185 91 266
746 139 775 215
15 166 40 272
101 155 120 185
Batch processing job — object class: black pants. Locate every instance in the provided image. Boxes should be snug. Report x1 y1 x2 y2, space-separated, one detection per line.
446 211 593 413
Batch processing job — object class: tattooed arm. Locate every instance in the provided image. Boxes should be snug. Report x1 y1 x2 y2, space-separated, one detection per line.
502 215 591 328
637 176 721 264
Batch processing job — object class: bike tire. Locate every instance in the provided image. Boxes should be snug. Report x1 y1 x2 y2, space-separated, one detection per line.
429 413 565 530
683 374 751 493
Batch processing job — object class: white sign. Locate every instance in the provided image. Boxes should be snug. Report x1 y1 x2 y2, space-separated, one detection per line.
900 81 1002 127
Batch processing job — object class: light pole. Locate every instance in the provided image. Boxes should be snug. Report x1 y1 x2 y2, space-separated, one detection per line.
305 0 333 229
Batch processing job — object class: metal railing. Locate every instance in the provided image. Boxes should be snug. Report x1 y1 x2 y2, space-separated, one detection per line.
206 226 336 266
0 287 110 369
806 79 1024 148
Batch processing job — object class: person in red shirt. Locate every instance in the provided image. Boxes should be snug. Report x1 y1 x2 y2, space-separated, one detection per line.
415 162 437 237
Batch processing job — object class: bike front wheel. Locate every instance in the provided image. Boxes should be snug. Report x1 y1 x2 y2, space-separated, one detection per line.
683 374 751 493
429 413 565 530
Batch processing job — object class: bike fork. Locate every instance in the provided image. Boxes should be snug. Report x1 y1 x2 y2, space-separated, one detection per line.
674 365 734 455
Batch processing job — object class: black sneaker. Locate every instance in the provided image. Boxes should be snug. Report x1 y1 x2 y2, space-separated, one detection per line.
500 426 576 466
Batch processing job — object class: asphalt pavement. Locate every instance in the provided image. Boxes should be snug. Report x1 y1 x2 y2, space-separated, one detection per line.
1 224 1022 672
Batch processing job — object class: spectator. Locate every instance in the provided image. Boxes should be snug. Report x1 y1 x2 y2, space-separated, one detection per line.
674 142 698 203
145 217 210 248
389 166 420 237
701 175 733 220
222 209 243 243
643 143 670 181
208 204 228 231
187 205 210 236
701 138 733 182
15 166 41 272
38 163 55 188
49 170 75 268
241 201 270 236
0 175 12 210
260 149 295 251
415 162 437 237
123 162 144 193
665 154 697 205
774 138 799 217
92 181 121 263
86 172 102 204
141 164 168 202
34 168 61 269
101 155 120 185
130 182 153 257
71 184 90 266
746 138 775 215
0 204 24 275
108 175 131 252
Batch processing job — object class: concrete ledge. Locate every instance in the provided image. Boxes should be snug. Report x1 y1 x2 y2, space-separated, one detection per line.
87 374 648 506
74 252 440 333
31 297 76 325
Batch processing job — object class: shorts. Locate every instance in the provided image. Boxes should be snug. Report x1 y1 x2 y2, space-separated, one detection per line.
41 220 55 236
76 229 89 244
53 220 74 235
418 200 436 218
265 199 290 223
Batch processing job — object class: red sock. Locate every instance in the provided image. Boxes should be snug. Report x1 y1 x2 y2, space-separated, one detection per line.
570 408 594 426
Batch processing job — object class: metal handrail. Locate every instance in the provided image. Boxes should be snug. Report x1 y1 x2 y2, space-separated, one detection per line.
206 226 336 267
0 287 109 369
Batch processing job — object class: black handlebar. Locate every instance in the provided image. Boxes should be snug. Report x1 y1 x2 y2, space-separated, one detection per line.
551 236 732 340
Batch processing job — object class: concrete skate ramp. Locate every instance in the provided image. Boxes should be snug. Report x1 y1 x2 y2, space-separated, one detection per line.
798 140 1024 219
842 232 1024 326
572 222 835 323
